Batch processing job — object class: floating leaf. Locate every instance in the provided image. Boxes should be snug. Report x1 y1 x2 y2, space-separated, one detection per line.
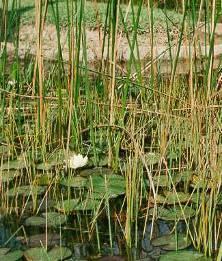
36 162 55 171
163 192 191 204
89 174 125 198
24 246 72 261
152 233 191 250
35 174 53 186
0 248 10 256
150 206 196 221
74 198 101 211
0 250 23 261
7 186 46 197
0 170 21 183
145 152 161 165
56 199 79 213
24 217 46 227
151 175 181 187
25 233 61 247
217 193 222 205
191 175 214 189
25 212 67 227
42 212 67 226
47 247 72 260
159 250 212 261
179 171 194 182
60 176 87 188
24 247 48 261
1 158 29 170
80 167 113 177
0 145 10 156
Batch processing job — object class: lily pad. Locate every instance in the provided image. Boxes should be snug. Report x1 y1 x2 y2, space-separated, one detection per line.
145 152 161 165
36 150 65 171
89 174 125 199
24 246 72 261
36 162 55 171
74 198 101 211
24 247 48 261
159 250 212 261
1 158 29 170
25 212 67 227
179 171 194 182
79 167 113 177
0 170 21 183
48 246 72 260
163 192 191 204
60 176 87 188
0 145 10 156
24 217 46 227
152 233 191 250
217 193 222 205
0 248 10 255
0 250 23 261
150 206 196 220
35 174 53 186
7 186 46 197
150 175 181 188
56 199 80 213
25 233 61 247
42 212 67 226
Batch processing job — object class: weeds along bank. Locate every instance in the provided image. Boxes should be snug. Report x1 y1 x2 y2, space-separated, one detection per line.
0 0 221 260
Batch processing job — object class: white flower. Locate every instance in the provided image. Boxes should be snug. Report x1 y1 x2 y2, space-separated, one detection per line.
65 153 88 169
8 80 16 86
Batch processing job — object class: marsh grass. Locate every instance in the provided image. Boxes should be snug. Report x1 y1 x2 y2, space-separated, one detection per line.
0 0 221 259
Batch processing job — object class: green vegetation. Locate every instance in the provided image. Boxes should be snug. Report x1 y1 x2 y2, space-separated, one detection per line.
1 0 184 32
0 0 221 260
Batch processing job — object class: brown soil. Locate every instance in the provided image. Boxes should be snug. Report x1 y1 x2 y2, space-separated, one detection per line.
1 23 222 72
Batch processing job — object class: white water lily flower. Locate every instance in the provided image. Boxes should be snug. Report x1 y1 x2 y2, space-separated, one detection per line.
65 153 88 169
8 80 16 86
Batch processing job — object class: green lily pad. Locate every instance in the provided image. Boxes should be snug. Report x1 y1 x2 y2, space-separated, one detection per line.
60 176 88 188
0 145 10 156
0 250 23 261
190 192 209 205
152 175 181 187
24 216 46 227
42 212 67 226
25 233 61 247
145 152 161 165
159 250 212 261
36 162 55 171
163 192 191 204
89 174 125 198
80 167 113 177
7 186 46 197
56 199 80 213
36 149 66 171
1 158 29 170
48 246 72 260
24 247 48 261
154 192 191 205
179 171 194 182
152 233 191 250
24 246 72 261
74 198 101 211
25 212 67 227
0 248 10 256
0 170 21 183
217 193 222 205
35 174 53 186
150 206 196 220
